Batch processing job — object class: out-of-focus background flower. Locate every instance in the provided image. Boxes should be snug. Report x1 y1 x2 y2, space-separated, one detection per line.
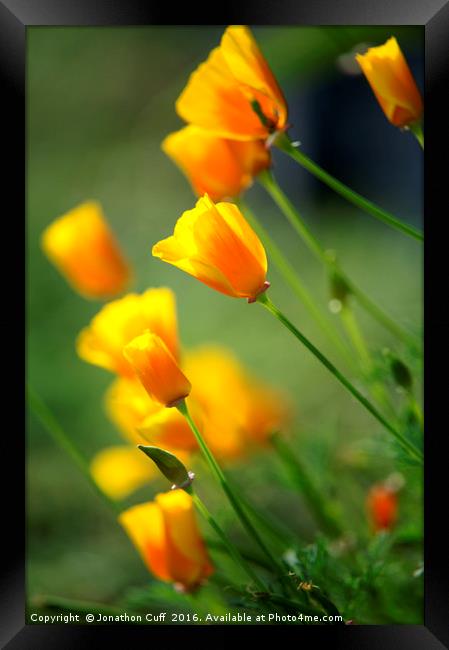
27 26 423 623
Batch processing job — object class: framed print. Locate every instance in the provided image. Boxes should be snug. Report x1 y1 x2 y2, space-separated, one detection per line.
2 0 448 647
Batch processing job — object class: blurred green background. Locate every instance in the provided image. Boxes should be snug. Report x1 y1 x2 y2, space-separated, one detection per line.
27 26 423 623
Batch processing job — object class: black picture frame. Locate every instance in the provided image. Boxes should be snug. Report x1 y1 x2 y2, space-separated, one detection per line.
4 1 448 647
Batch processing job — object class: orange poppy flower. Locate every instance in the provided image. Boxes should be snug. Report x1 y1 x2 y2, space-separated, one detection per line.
176 25 287 140
41 201 131 299
162 125 270 201
119 491 213 590
152 195 268 301
184 345 290 450
123 331 191 408
356 37 423 127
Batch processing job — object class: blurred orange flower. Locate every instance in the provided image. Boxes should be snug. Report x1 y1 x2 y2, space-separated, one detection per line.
77 288 179 376
123 331 191 408
105 376 196 451
119 491 213 590
356 37 423 127
152 195 268 301
162 125 270 201
176 25 287 140
104 346 290 461
185 345 291 453
41 201 131 299
366 483 398 532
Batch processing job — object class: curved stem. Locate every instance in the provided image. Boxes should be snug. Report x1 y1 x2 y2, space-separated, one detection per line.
271 433 343 538
340 306 371 370
258 169 420 350
340 305 398 421
257 294 423 464
409 394 424 429
343 276 418 349
28 386 121 515
230 480 298 547
177 400 292 587
191 491 267 591
274 133 423 241
238 199 355 369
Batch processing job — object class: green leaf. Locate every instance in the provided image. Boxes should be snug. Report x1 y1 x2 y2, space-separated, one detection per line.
138 445 193 488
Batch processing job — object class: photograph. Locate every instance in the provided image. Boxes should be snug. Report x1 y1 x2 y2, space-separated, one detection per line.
26 23 425 628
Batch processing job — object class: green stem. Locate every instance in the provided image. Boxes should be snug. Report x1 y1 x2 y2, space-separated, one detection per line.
28 386 121 515
409 121 424 149
345 278 417 348
340 306 371 370
258 169 419 350
205 538 273 572
409 395 424 429
271 433 343 538
274 132 423 241
191 491 267 591
196 454 297 549
340 305 397 421
256 294 423 464
238 199 355 369
176 400 292 589
232 481 298 547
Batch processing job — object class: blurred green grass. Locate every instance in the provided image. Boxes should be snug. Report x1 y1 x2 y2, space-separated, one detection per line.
27 26 423 621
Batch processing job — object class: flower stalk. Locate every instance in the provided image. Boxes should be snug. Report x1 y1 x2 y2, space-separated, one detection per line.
176 399 293 588
256 293 423 464
238 199 355 369
28 386 121 515
258 168 420 350
189 490 268 591
273 132 423 241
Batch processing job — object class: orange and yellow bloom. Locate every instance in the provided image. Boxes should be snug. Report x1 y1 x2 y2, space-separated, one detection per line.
176 25 287 141
105 377 195 451
162 126 270 201
153 195 268 301
90 445 159 500
356 37 423 127
77 288 179 376
185 345 290 452
105 345 289 460
119 491 213 590
123 332 191 408
41 201 131 299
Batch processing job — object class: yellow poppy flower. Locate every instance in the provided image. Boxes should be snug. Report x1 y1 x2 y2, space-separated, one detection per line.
176 25 287 140
119 491 213 590
152 195 268 301
41 201 131 299
356 37 423 127
90 445 158 500
76 288 179 376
